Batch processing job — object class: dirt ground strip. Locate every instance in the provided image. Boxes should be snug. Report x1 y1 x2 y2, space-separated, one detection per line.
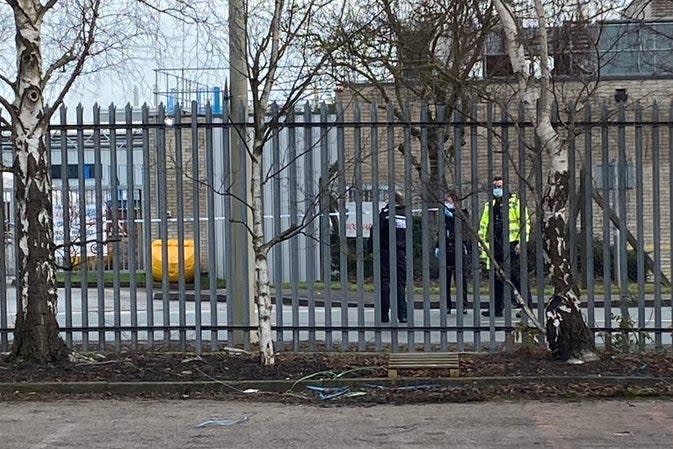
1 349 673 403
2 349 673 382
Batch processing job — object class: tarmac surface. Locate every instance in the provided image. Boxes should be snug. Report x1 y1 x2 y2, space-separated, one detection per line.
1 399 673 448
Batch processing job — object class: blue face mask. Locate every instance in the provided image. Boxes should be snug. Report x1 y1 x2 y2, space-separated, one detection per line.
444 202 454 217
493 187 503 198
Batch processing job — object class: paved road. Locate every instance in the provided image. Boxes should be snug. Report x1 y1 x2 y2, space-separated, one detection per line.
1 286 672 348
1 399 673 448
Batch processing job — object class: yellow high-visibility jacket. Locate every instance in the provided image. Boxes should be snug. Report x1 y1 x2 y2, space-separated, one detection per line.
478 194 531 267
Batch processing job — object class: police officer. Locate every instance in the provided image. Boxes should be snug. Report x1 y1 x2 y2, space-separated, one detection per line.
377 191 408 323
436 192 471 314
478 176 530 317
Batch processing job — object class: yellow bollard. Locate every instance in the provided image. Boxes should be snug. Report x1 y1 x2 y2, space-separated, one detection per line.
151 239 196 282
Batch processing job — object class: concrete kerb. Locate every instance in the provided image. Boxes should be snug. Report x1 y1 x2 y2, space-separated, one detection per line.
1 376 672 397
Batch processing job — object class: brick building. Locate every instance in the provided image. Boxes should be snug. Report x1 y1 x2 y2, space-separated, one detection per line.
335 0 673 278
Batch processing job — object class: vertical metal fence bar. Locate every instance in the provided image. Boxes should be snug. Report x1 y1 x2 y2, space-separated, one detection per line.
157 104 171 344
353 103 365 350
190 101 201 354
206 104 219 350
535 128 545 326
370 103 382 351
92 107 104 346
220 95 231 351
303 103 317 350
11 145 19 344
46 116 51 172
141 104 154 348
426 104 436 351
387 103 399 351
501 106 512 340
518 103 529 322
239 100 252 352
336 103 349 349
125 105 138 348
205 102 215 350
76 104 90 348
60 106 74 348
0 111 5 346
271 103 284 351
600 105 612 337
109 105 122 349
0 120 6 350
470 105 481 350
651 103 662 348
669 101 673 348
174 107 187 349
434 106 447 352
320 102 333 350
634 103 645 342
583 104 595 335
287 110 299 350
617 103 629 322
454 104 465 351
487 103 496 349
191 101 202 354
420 103 430 350
404 105 415 351
567 107 577 285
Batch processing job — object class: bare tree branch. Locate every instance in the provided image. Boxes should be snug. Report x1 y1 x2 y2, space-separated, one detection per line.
135 0 204 23
53 237 121 252
42 47 78 88
0 73 16 92
38 0 59 21
42 0 101 127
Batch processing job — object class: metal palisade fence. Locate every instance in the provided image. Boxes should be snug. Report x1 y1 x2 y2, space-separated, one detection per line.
0 99 672 353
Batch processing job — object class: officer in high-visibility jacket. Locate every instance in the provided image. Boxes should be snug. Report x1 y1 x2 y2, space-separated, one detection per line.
478 176 531 317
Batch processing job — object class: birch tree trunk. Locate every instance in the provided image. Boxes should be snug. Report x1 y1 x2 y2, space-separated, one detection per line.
493 0 594 361
251 136 275 365
247 0 284 366
10 1 69 363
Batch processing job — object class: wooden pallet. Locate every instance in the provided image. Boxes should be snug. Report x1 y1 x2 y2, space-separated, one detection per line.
387 352 460 379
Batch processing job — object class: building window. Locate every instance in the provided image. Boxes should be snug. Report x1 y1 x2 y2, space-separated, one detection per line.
599 22 673 76
52 164 95 180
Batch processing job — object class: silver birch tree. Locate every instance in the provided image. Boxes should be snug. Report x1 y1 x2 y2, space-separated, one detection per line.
491 0 597 361
219 0 343 365
3 0 203 364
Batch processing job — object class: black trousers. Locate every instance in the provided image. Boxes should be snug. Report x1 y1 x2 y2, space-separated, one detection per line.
493 244 531 314
446 265 469 312
380 250 407 320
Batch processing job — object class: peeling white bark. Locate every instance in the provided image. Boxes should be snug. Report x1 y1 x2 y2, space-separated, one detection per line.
10 0 68 362
493 0 594 359
245 0 290 366
251 137 275 366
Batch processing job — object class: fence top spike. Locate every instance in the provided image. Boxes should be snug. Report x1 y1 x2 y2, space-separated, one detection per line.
125 102 133 110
